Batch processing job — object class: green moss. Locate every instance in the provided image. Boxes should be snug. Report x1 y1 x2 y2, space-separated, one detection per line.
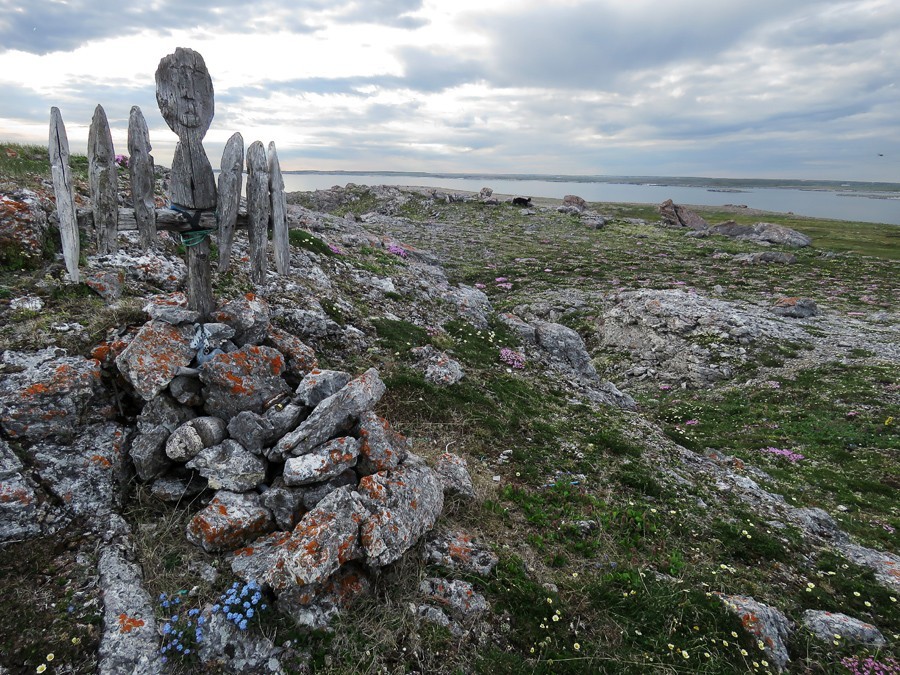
288 229 336 256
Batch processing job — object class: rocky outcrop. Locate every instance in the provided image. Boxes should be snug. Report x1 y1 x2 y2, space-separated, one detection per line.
658 199 709 230
802 610 885 647
711 220 812 247
717 594 792 672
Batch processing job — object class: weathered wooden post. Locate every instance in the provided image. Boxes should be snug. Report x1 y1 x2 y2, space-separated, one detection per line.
268 141 289 276
216 132 243 273
127 106 156 251
155 47 217 317
88 104 118 254
246 140 270 284
48 107 80 282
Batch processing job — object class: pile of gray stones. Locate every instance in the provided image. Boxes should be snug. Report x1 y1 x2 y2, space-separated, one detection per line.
0 290 498 673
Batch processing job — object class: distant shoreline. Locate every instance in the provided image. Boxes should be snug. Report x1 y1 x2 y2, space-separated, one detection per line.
281 170 900 194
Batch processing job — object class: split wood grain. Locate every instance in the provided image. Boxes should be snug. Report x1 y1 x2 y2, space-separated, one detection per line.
216 132 244 273
246 140 270 284
48 107 80 282
87 104 118 254
127 106 157 250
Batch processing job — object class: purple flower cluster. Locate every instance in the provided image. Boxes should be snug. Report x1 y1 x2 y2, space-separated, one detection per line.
840 655 900 675
499 347 526 369
114 153 129 168
328 243 344 255
760 446 805 463
387 244 408 258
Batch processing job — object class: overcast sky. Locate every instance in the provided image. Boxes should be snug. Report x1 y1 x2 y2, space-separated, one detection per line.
1 0 898 181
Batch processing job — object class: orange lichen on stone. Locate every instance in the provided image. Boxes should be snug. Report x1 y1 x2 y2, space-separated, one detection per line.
118 613 145 633
90 454 112 468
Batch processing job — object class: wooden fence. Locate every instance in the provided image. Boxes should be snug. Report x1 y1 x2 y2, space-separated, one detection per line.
48 48 292 317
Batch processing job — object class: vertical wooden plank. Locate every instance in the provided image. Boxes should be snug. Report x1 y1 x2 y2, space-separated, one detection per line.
246 140 269 284
155 47 217 317
268 141 289 275
87 104 118 254
155 47 217 209
127 106 156 251
48 107 80 282
216 132 243 273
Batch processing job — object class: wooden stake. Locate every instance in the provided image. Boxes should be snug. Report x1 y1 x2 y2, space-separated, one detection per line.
127 106 156 251
268 141 289 275
216 132 243 273
48 107 80 282
246 140 269 284
87 104 118 254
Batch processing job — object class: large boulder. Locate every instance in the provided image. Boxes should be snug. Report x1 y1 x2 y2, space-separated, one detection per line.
711 220 811 247
658 199 708 230
115 321 196 401
275 368 385 459
434 453 476 500
200 345 290 419
212 294 270 346
358 463 444 568
534 321 597 379
0 188 49 268
293 369 352 408
0 348 110 441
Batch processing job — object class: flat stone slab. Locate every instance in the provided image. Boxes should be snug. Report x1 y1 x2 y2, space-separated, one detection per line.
267 326 318 380
186 490 274 553
277 564 371 629
717 593 792 672
115 321 196 401
293 369 352 408
419 577 489 620
802 610 885 647
425 531 498 576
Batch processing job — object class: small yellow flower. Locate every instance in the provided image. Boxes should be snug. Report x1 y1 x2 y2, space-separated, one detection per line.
758 640 765 650
573 643 581 651
572 573 578 578
681 650 689 659
731 631 738 638
704 652 711 658
807 582 815 589
37 666 47 674
853 591 861 597
46 654 54 662
552 615 560 622
762 660 769 667
741 649 749 656
723 640 729 647
530 647 535 654
72 637 81 645
546 597 553 604
667 643 675 650
635 629 642 636
890 597 897 603
864 601 872 607
885 416 894 426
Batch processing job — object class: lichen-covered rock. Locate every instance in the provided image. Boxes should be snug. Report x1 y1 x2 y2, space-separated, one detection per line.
137 392 196 435
292 369 352 408
0 188 49 267
443 285 491 328
266 327 318 381
435 452 475 500
168 374 202 406
186 491 274 553
232 487 368 591
425 531 498 576
212 294 270 346
658 199 708 230
84 268 125 302
497 312 537 344
196 610 286 673
277 564 371 629
838 543 900 592
356 411 409 475
186 440 268 492
259 478 305 531
228 404 307 456
98 250 187 291
283 437 360 486
200 345 290 419
31 422 131 538
772 297 818 318
129 430 172 481
733 252 797 264
115 321 196 401
410 345 464 386
143 292 200 324
0 438 44 542
276 368 385 459
802 610 885 647
711 220 811 247
165 416 227 462
97 545 162 675
717 594 792 672
534 321 597 379
299 469 357 510
358 464 444 568
0 348 109 441
149 474 206 502
419 578 489 620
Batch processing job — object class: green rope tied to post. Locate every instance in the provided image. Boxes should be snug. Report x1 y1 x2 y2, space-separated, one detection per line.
168 203 218 248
